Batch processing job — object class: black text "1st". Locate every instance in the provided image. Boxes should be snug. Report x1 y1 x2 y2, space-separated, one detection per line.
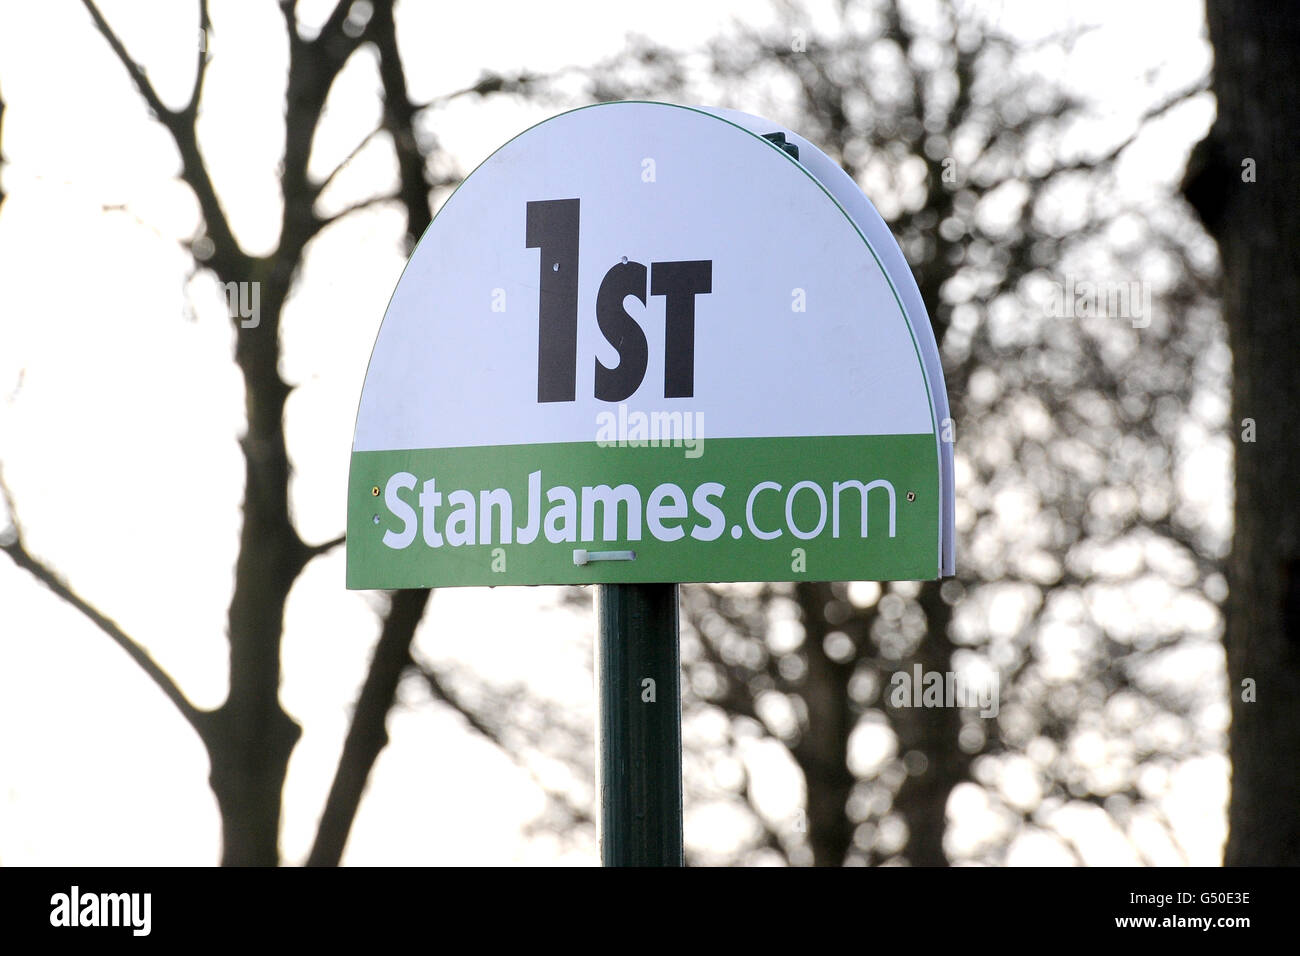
526 198 713 404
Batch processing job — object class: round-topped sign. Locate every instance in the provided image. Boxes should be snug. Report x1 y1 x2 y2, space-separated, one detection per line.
348 101 954 588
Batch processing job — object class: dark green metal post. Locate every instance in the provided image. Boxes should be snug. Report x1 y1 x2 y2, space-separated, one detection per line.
596 582 684 866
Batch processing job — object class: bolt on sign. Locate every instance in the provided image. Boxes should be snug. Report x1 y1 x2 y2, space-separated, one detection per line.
347 102 955 589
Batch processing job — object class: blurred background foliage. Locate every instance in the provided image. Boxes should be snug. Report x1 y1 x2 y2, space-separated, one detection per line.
0 0 1238 865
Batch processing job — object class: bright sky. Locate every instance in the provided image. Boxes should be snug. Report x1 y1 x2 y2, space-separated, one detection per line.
0 0 1222 865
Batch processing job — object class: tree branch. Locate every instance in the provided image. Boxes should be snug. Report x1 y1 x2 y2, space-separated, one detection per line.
313 191 401 232
304 532 346 560
313 124 386 199
307 587 431 866
188 0 212 116
1046 79 1211 180
410 656 594 828
79 0 244 265
78 0 174 122
370 0 433 250
413 69 547 112
1 476 206 735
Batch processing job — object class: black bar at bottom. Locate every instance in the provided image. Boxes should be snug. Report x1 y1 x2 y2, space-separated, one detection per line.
596 582 684 866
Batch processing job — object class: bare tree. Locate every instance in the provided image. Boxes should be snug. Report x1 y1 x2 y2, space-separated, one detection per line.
572 0 1222 865
2 0 1230 867
1183 0 1300 866
0 0 536 866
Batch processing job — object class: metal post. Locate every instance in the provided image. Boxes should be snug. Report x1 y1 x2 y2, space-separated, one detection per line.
595 582 684 866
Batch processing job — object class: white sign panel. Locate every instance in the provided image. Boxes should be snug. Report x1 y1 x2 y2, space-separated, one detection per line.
348 102 955 588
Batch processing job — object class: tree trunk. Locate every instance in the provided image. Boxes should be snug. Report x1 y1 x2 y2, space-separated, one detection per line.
891 582 963 865
1185 0 1300 865
792 582 857 866
215 270 305 866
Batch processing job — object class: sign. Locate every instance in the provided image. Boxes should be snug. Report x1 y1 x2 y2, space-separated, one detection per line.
347 101 955 588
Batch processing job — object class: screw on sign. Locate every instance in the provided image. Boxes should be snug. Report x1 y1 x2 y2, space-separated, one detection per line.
346 102 955 865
